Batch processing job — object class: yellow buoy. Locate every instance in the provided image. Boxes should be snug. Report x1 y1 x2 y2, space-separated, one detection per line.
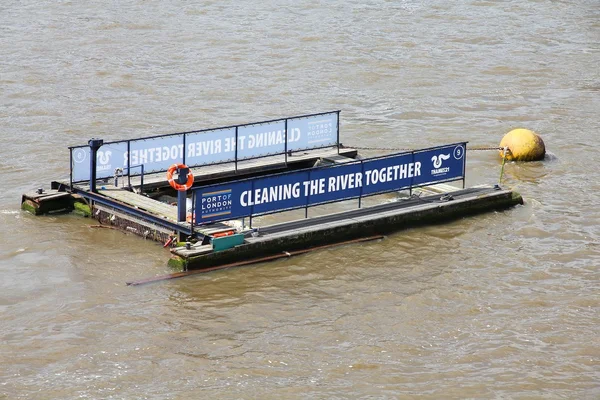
499 128 546 161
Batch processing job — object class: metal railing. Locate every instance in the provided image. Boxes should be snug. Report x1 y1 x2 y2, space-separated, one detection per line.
189 142 468 231
68 110 341 185
126 164 145 193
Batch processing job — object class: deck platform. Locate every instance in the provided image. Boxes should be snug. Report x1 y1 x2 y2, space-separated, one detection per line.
53 147 359 240
169 185 523 271
95 185 242 238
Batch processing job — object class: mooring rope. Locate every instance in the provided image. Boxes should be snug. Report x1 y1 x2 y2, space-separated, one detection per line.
341 144 503 152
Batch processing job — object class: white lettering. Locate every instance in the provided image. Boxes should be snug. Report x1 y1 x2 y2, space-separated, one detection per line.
240 182 301 207
364 163 421 185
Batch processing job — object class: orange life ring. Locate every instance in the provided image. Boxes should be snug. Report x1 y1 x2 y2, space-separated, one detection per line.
166 163 194 191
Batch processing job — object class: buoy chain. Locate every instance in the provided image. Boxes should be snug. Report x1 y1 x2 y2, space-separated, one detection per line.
470 146 505 151
347 146 415 151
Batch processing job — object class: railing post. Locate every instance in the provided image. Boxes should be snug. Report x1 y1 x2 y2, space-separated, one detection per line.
284 119 288 167
358 160 364 209
182 133 187 166
305 169 311 218
463 142 467 189
409 151 414 196
336 111 340 154
69 148 73 191
190 191 195 236
140 165 144 194
127 140 131 190
88 138 103 193
249 179 255 228
411 151 416 195
176 167 189 223
235 127 239 173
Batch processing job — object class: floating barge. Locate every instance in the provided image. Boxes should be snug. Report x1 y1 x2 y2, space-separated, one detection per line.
22 111 523 273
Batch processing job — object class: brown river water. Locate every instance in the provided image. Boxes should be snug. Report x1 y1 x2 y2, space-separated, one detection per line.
1 1 599 399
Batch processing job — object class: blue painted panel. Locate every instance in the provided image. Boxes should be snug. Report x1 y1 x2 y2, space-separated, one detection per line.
237 120 287 160
71 142 128 182
361 144 465 195
193 143 466 224
196 183 250 223
70 111 341 182
71 147 91 182
411 143 466 186
287 112 338 151
304 162 363 204
128 135 184 174
248 171 311 215
186 128 236 165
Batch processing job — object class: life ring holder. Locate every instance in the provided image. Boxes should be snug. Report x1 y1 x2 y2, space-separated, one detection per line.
166 163 194 191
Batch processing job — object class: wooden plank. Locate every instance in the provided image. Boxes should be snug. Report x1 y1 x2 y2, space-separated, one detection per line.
416 183 459 195
322 155 355 164
98 186 179 221
172 244 214 258
23 192 71 203
93 204 174 235
96 188 243 235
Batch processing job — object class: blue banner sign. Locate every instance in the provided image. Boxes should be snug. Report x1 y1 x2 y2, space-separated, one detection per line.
70 111 340 182
128 134 184 174
192 143 467 224
186 127 237 166
288 112 338 151
71 141 128 182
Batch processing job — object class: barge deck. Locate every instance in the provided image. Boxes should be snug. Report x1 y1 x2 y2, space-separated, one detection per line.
168 185 522 271
21 111 524 278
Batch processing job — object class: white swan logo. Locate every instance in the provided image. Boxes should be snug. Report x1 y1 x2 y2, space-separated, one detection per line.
97 150 112 165
431 153 450 168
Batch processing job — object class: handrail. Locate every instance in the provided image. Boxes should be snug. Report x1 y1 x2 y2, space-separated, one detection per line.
68 110 341 184
189 142 468 227
126 164 145 193
67 110 341 150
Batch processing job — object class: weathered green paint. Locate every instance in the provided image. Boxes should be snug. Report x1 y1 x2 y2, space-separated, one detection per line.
73 202 92 217
21 200 42 215
512 191 523 203
21 195 74 215
167 256 187 271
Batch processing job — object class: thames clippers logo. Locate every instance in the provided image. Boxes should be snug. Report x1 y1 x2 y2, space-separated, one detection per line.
201 189 233 219
97 150 112 172
431 153 451 175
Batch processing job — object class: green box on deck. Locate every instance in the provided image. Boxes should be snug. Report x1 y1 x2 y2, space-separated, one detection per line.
211 233 245 252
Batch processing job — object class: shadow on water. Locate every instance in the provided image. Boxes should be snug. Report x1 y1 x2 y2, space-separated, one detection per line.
159 220 477 311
